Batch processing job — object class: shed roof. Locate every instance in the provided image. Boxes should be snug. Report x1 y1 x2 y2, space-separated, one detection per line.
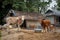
15 11 41 16
7 10 43 20
45 9 60 16
15 11 43 20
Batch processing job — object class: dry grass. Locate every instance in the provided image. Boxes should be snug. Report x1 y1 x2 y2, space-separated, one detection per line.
0 30 1 40
1 28 60 40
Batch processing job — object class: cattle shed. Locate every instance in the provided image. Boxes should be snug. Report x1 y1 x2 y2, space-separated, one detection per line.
45 9 60 27
5 9 43 29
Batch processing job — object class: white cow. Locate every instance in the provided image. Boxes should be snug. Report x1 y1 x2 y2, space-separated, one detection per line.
5 16 25 31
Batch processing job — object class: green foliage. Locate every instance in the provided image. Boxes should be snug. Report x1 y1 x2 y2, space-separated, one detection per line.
0 0 52 25
56 0 60 10
2 0 52 12
36 0 52 13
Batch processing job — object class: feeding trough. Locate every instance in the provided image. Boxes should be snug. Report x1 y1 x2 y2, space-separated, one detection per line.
34 26 43 32
34 29 43 33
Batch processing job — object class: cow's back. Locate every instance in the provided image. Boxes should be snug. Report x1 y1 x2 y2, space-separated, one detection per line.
43 20 51 26
6 17 17 24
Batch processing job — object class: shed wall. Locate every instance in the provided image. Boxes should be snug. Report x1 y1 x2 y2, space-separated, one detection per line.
26 20 41 28
47 16 54 24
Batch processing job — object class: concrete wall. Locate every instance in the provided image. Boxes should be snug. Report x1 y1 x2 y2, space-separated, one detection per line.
26 20 41 28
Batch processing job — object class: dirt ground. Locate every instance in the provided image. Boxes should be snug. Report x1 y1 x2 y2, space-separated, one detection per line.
1 28 60 40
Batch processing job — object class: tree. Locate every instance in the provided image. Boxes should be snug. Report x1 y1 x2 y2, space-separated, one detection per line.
2 0 52 12
0 0 52 25
0 0 5 25
56 0 60 10
37 0 52 14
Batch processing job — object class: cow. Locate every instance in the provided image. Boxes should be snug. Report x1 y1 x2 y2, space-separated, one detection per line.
5 16 25 31
39 19 55 32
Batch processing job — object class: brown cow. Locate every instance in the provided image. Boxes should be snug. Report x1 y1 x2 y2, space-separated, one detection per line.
39 19 55 32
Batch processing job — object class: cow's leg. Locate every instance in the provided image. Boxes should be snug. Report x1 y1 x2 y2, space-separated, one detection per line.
14 24 17 28
47 26 49 31
45 26 48 32
7 25 10 34
5 23 10 34
17 24 21 32
42 26 46 32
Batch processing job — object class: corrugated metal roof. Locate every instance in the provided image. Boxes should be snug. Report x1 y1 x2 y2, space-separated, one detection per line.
53 10 60 16
46 9 60 16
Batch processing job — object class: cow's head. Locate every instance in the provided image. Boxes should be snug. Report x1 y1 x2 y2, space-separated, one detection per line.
21 15 25 21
